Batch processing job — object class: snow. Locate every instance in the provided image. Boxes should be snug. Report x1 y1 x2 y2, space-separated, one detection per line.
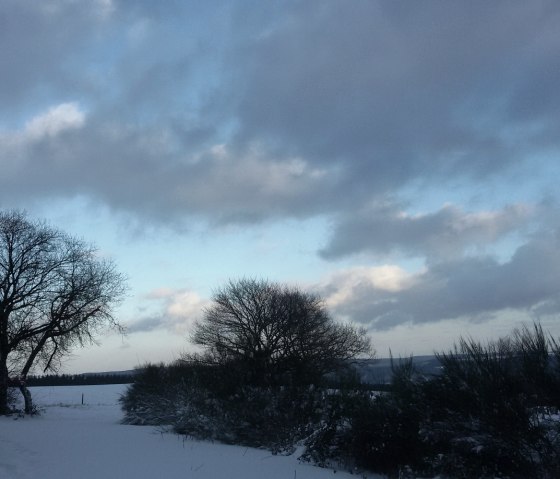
0 385 382 479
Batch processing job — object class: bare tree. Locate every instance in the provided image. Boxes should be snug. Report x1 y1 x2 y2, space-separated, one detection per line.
0 211 126 414
190 278 372 386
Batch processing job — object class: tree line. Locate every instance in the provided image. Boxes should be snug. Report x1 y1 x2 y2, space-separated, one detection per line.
26 373 136 387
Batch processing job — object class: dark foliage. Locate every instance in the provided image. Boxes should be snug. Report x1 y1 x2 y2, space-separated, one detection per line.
437 325 559 478
122 323 560 478
122 279 373 458
189 278 372 388
419 324 560 478
121 361 337 453
308 323 560 478
303 357 430 477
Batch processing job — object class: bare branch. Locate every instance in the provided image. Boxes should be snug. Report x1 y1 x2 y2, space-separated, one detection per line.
189 278 372 387
0 210 127 414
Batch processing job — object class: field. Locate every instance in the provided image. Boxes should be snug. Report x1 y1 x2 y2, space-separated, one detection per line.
0 384 381 479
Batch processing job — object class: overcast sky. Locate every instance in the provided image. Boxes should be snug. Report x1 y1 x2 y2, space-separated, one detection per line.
2 0 560 373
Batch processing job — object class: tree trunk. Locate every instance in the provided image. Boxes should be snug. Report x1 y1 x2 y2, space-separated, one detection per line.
0 360 8 415
17 335 51 415
19 383 33 415
0 314 9 415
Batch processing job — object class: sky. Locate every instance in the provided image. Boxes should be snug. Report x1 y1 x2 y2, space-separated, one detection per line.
2 0 560 374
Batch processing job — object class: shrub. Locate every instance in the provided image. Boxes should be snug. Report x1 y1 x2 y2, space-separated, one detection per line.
302 324 560 478
304 357 429 477
121 361 329 453
122 323 560 478
423 326 560 478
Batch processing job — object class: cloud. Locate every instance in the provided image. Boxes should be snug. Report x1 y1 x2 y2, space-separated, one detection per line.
0 116 335 223
320 202 533 261
24 103 86 139
126 288 209 334
319 230 560 330
125 316 163 335
0 1 558 228
2 0 560 345
231 1 560 187
320 265 417 308
0 1 114 114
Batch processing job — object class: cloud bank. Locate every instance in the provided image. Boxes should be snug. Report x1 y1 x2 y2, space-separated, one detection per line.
2 0 560 336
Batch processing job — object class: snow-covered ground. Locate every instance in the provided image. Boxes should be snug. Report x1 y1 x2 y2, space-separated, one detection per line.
0 384 382 479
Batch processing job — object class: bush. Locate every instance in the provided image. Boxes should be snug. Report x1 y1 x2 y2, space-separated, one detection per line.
121 323 560 478
301 389 370 470
303 324 560 478
121 361 330 453
422 325 560 478
403 325 558 478
304 357 429 477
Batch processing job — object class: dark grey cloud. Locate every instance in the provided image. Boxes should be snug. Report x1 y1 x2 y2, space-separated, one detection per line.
125 316 164 334
230 1 560 188
2 1 559 221
1 0 559 249
0 116 333 224
10 1 560 365
0 0 113 116
322 230 560 330
320 202 531 260
0 1 341 223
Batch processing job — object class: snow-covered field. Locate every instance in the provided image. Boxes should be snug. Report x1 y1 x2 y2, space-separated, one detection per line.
0 384 382 479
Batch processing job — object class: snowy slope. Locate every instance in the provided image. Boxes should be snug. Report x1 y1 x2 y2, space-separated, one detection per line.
0 385 382 479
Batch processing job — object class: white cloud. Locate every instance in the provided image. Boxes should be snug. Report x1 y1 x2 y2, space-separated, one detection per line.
24 102 86 140
129 288 210 335
318 228 560 331
165 290 208 331
0 102 84 175
320 265 417 310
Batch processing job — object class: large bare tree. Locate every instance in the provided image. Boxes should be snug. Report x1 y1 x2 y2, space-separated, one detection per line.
0 211 126 414
190 278 372 386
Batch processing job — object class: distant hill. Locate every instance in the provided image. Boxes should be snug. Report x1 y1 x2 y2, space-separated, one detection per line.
353 355 442 385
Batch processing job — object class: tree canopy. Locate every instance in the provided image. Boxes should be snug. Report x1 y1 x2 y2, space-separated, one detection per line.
190 278 372 386
0 210 126 413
